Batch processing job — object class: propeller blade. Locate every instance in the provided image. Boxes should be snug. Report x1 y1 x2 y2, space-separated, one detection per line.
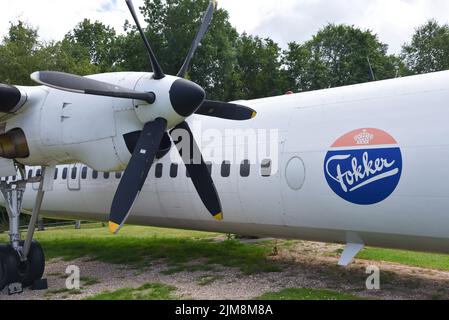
170 121 223 220
31 71 155 104
177 1 216 78
125 0 165 80
109 118 167 234
196 100 257 121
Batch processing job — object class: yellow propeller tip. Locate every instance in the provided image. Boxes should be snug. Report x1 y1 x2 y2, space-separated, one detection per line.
108 222 120 234
213 212 223 221
251 111 257 119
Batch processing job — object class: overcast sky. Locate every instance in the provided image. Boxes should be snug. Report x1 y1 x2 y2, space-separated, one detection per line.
1 0 449 54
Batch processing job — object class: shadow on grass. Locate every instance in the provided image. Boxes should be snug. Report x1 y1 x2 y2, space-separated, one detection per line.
40 237 281 275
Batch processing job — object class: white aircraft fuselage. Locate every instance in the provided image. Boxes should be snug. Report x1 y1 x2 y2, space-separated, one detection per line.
3 71 449 255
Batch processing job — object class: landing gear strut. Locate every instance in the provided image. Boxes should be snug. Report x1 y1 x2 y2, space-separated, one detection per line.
0 166 53 294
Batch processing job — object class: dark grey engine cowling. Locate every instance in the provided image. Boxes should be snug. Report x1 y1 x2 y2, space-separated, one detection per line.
0 84 27 113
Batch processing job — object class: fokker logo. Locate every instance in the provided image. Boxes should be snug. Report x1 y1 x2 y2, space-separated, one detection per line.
324 128 402 205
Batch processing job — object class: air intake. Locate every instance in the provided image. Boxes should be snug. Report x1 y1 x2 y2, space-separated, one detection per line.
0 128 30 159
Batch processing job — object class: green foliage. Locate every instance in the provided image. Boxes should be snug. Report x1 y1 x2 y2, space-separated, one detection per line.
0 3 444 100
358 247 449 271
65 19 120 71
283 24 403 92
0 21 44 85
0 225 280 275
0 21 100 85
120 0 240 101
256 288 362 300
87 283 178 300
236 34 289 99
402 19 449 74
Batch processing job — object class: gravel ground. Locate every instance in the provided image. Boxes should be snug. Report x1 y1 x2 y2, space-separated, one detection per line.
2 240 449 300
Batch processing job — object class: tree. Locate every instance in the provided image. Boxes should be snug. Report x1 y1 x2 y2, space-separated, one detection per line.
118 0 241 101
0 21 42 85
284 24 401 92
41 39 101 76
235 34 288 99
64 19 120 72
402 20 449 74
0 21 101 85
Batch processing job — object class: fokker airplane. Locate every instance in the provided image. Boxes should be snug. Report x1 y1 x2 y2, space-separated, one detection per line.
1 0 449 292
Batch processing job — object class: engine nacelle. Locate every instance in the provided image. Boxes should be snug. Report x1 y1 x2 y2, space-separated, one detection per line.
4 72 174 172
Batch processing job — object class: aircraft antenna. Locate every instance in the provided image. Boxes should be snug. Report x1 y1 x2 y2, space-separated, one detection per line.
367 56 376 81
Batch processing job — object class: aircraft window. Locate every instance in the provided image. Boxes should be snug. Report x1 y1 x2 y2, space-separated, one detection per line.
62 168 68 180
54 168 58 180
186 163 213 177
240 160 251 177
92 170 98 179
71 167 77 179
206 162 212 175
81 167 88 180
155 163 163 178
170 164 178 178
286 157 306 190
115 172 122 179
261 159 272 177
104 172 110 179
221 161 231 177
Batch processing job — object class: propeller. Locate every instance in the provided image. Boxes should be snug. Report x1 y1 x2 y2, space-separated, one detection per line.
109 118 167 234
197 100 257 121
125 0 165 80
177 0 216 78
31 71 156 104
170 121 222 220
173 0 257 121
30 0 257 233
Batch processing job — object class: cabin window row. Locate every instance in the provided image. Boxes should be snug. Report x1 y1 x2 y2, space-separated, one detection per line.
151 159 272 179
7 160 273 182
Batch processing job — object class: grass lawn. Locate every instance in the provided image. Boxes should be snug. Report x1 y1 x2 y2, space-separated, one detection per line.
256 288 362 300
2 224 449 273
358 247 449 271
86 283 178 300
0 224 281 275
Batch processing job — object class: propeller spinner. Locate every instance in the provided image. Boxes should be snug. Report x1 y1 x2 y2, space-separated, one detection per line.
30 0 257 234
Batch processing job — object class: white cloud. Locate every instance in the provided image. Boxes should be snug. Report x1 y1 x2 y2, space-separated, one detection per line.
0 0 145 42
1 0 449 54
222 0 449 53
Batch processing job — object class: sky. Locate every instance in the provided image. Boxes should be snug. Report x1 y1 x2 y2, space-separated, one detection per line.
1 0 449 54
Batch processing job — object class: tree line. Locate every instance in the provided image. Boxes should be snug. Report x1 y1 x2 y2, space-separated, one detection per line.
1 0 449 102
